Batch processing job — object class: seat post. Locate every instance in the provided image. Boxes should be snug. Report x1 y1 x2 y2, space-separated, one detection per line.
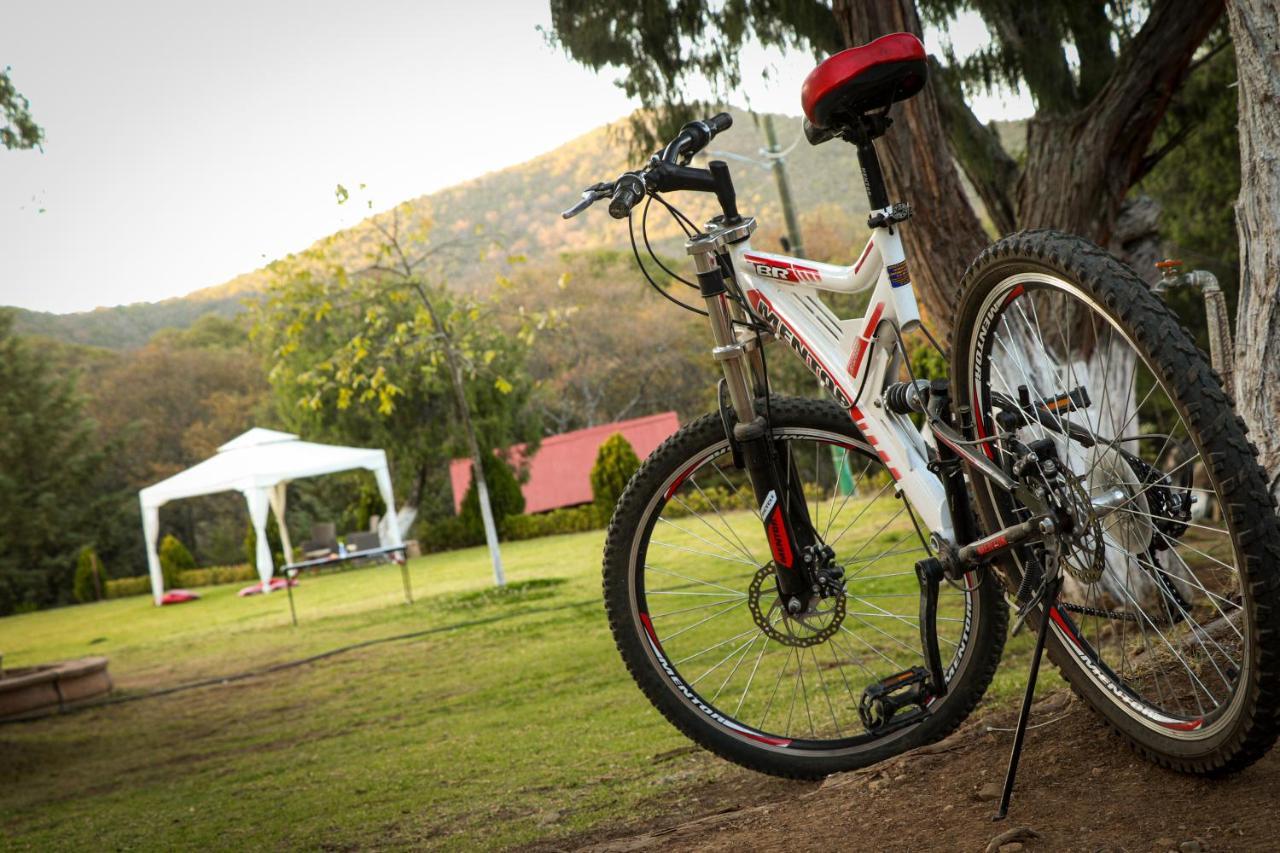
848 114 892 211
855 138 890 211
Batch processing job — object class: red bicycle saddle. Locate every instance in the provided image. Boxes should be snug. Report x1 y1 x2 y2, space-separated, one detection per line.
801 33 927 128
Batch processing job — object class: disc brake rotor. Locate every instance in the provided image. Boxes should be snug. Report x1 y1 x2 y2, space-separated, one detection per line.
747 564 845 647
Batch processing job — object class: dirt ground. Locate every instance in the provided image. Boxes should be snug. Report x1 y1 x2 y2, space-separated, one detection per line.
530 690 1280 853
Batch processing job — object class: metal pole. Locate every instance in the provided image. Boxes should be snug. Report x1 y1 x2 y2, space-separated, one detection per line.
763 114 805 258
285 568 299 627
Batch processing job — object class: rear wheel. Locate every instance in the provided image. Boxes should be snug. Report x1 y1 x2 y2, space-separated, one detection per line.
603 396 1007 779
950 229 1280 774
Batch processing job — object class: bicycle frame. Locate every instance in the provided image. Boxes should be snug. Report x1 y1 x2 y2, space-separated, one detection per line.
698 213 956 546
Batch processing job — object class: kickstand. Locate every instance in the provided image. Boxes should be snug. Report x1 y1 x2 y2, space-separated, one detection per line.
994 573 1062 821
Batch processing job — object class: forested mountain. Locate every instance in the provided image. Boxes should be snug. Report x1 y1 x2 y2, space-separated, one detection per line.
8 109 889 349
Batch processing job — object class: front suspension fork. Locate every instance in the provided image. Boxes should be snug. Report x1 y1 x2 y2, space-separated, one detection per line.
697 247 815 602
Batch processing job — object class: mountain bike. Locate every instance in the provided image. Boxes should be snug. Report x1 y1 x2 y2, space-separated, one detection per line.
562 32 1280 816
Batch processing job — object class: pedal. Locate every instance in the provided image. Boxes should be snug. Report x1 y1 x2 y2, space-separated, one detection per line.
859 667 933 735
916 557 949 697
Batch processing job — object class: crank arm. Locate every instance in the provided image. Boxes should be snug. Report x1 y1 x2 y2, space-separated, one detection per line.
915 557 948 697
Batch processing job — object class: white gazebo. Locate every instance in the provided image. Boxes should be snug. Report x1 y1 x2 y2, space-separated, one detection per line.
138 428 404 605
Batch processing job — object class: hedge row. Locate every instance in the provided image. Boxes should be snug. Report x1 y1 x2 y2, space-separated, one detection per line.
104 563 259 599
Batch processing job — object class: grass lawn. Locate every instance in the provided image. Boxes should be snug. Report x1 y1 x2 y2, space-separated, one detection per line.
0 499 1052 850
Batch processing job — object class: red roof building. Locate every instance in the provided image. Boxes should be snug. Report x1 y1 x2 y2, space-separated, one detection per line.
448 412 680 514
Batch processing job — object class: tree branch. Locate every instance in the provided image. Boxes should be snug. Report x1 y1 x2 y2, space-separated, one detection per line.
1093 0 1225 187
1062 0 1116 102
930 56 1019 235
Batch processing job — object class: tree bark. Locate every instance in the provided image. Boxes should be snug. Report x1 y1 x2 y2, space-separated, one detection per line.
1015 0 1222 243
1226 0 1280 497
830 0 990 336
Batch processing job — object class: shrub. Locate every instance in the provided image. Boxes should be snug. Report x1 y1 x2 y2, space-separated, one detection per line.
105 576 152 599
177 563 257 587
158 535 196 589
418 516 484 554
590 433 640 522
458 452 525 540
502 505 602 541
73 546 104 603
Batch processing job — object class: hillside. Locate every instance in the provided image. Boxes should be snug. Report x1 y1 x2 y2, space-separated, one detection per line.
10 111 1018 349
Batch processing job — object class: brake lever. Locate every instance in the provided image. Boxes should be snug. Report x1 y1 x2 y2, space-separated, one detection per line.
561 182 613 220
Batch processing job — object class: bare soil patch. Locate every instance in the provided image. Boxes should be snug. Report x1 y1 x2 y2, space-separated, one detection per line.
534 691 1280 852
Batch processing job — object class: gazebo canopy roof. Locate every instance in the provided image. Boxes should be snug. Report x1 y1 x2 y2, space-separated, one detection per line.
139 428 390 510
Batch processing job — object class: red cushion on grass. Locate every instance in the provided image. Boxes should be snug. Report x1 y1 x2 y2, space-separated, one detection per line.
237 577 298 597
160 589 200 605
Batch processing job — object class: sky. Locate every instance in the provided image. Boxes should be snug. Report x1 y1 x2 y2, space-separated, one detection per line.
0 2 1031 315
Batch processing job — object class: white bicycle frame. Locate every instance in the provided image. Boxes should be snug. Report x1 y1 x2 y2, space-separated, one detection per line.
694 210 956 545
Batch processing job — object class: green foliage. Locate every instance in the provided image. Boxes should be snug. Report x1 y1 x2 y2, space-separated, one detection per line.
590 434 641 521
1141 37 1241 340
0 311 107 615
0 66 42 150
158 535 196 588
459 453 526 538
104 575 152 599
104 564 257 599
502 506 603 541
253 201 543 516
242 518 285 571
417 516 482 554
73 546 103 603
908 338 948 383
178 563 257 588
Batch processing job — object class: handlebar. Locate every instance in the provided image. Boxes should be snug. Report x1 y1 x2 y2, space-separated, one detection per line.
561 112 735 221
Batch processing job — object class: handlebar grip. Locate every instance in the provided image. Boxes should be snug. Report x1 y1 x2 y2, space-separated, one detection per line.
608 174 645 219
706 112 733 134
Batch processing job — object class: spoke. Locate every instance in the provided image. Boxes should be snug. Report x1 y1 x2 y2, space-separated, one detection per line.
710 634 761 702
673 625 761 666
657 517 750 564
667 494 757 563
844 534 920 581
846 609 965 623
652 597 754 620
1110 576 1220 710
838 624 909 671
837 504 908 565
827 479 895 549
848 597 960 650
690 630 761 688
687 473 759 565
823 451 869 541
1106 505 1231 537
649 538 759 566
661 599 746 642
646 564 747 597
735 629 773 718
759 646 793 731
826 639 861 720
646 590 747 597
799 646 818 738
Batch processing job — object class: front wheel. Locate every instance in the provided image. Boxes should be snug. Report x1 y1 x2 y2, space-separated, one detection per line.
603 396 1007 779
950 229 1280 774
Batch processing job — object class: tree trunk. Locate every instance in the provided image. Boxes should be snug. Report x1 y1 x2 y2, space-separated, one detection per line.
1014 1 1222 244
1226 0 1280 498
830 0 990 336
414 283 507 586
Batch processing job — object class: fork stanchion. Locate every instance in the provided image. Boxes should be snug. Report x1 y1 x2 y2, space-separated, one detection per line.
994 574 1062 821
285 568 299 627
